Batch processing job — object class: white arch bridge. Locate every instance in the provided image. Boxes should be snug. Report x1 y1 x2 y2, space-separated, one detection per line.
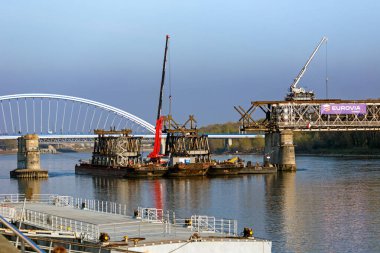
0 94 155 137
0 93 263 141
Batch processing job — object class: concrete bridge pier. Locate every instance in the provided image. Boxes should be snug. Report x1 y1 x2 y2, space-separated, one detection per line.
10 134 48 178
278 130 296 171
224 138 233 151
264 130 296 171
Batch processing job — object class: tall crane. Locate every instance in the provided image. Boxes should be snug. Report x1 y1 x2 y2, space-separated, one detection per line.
285 36 328 101
148 35 170 161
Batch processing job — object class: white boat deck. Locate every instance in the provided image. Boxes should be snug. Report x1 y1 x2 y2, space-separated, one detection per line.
1 194 237 243
0 194 271 252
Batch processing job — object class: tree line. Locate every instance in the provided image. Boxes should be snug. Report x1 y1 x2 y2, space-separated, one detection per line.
199 122 380 154
2 123 380 154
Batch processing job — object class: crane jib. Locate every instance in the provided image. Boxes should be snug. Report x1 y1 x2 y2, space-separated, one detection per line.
291 36 328 89
156 35 170 120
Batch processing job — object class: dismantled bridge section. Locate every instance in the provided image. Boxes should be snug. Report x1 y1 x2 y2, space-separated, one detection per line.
236 99 380 170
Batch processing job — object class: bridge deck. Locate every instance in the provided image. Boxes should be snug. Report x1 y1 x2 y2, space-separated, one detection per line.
238 99 380 132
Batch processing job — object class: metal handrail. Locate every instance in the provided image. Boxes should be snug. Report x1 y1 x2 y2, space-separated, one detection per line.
1 194 239 239
0 214 45 253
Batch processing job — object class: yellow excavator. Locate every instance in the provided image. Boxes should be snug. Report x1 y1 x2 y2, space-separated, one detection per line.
227 157 239 163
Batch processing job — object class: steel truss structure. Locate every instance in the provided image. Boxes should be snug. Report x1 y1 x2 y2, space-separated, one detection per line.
236 99 380 132
92 129 142 167
163 115 211 162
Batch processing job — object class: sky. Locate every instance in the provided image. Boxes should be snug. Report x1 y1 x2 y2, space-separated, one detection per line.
0 0 379 126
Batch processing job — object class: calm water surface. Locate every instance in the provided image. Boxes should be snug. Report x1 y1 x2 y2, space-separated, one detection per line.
1 152 380 253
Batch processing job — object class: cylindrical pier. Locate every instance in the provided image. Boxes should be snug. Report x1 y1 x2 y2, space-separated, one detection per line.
10 134 48 179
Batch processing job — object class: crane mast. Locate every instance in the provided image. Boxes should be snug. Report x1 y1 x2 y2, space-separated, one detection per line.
156 35 170 120
285 36 328 101
148 35 170 161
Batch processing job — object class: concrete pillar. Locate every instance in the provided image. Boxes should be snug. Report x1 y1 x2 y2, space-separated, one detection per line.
10 134 48 178
224 138 233 150
264 130 296 171
264 132 273 166
278 130 296 171
264 132 280 166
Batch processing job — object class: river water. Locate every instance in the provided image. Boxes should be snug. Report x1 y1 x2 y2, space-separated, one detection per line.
1 153 379 253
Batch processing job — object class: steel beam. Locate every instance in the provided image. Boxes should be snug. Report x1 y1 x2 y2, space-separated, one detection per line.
238 99 380 132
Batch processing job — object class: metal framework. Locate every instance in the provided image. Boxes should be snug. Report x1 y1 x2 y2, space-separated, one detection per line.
91 129 142 166
0 94 155 136
236 99 380 132
164 115 211 162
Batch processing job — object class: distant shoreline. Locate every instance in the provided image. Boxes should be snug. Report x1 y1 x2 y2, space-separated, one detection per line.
0 150 17 155
297 153 380 158
214 150 380 158
2 149 380 158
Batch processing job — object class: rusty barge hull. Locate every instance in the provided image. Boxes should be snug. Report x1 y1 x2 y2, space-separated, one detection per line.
75 164 128 177
239 166 277 174
207 164 244 176
166 163 212 177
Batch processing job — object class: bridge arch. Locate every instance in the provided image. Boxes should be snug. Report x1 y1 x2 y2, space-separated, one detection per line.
0 93 155 136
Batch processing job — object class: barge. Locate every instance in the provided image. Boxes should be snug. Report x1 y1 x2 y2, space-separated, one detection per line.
239 161 277 174
75 129 167 178
207 157 245 176
166 162 213 177
164 115 214 177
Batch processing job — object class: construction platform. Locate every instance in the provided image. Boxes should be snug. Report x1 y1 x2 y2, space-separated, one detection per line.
0 194 271 253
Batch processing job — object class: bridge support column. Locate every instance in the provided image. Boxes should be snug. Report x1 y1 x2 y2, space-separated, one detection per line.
224 138 233 151
278 130 296 171
264 132 280 166
10 134 48 178
264 130 296 171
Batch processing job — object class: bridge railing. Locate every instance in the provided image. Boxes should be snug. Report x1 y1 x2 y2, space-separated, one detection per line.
278 120 380 131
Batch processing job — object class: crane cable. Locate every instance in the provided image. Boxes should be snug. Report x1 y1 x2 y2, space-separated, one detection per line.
325 39 329 99
168 44 172 116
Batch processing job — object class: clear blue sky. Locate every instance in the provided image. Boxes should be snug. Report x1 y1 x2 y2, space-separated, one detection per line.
1 0 379 126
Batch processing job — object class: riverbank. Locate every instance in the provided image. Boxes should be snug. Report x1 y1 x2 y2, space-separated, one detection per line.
213 148 380 157
0 150 17 154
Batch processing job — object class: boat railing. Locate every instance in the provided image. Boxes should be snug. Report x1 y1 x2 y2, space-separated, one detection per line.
98 220 170 240
0 194 129 216
0 206 17 220
0 214 46 253
70 197 128 216
137 207 165 222
173 216 238 236
0 194 58 204
23 209 98 241
191 215 216 233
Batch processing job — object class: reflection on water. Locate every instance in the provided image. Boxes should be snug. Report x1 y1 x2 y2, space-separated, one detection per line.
1 153 380 252
17 178 45 199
